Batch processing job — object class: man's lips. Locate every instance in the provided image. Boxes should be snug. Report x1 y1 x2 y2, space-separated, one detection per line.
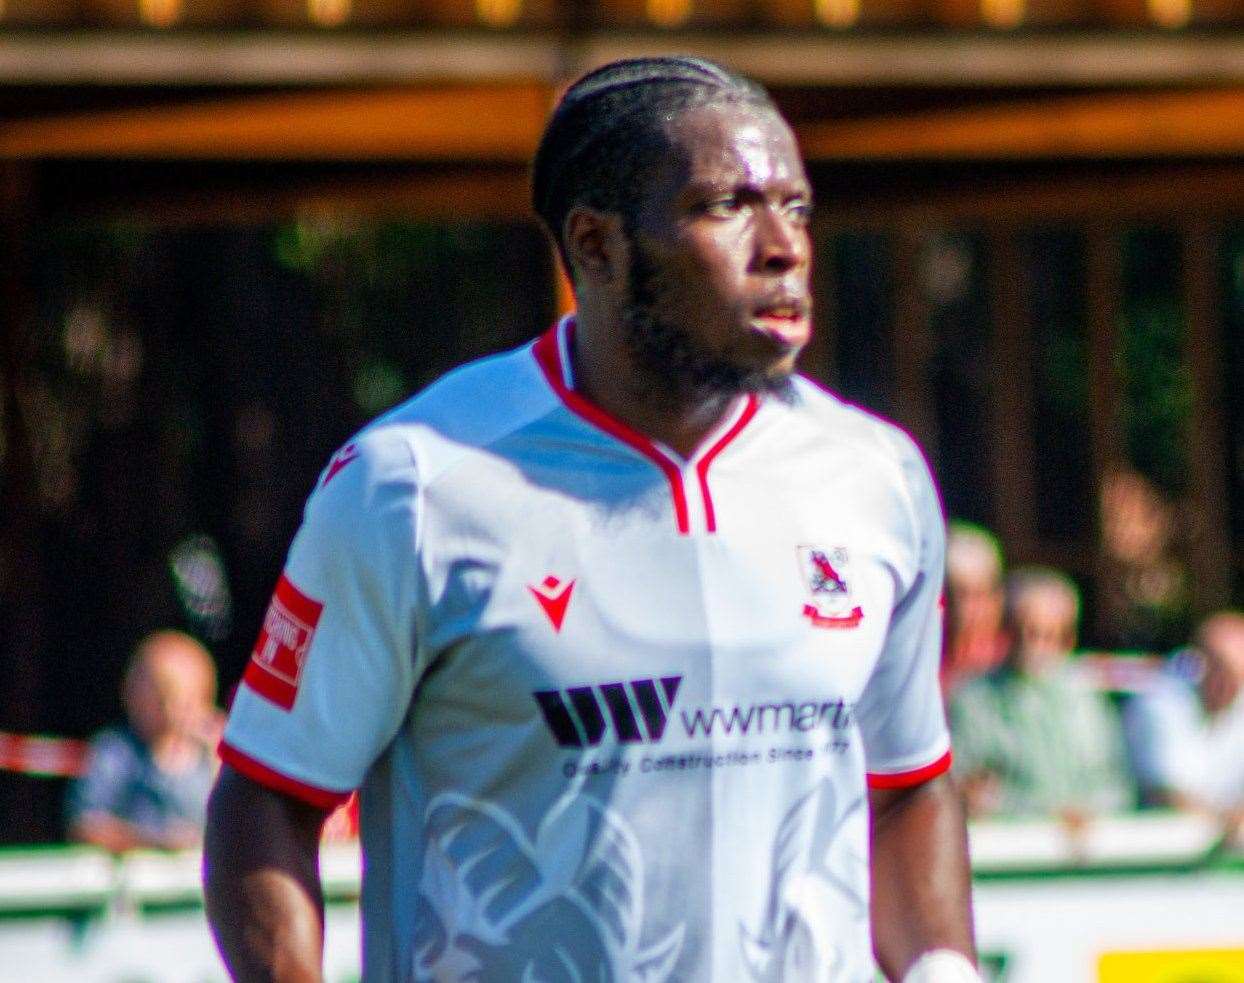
750 304 810 349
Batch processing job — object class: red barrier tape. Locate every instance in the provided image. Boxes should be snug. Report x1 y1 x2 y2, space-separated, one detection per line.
0 732 89 778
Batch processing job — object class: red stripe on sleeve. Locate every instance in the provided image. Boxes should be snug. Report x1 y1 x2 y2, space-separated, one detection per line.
218 740 350 811
867 749 953 790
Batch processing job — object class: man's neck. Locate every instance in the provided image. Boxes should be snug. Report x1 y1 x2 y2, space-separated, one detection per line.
568 313 741 460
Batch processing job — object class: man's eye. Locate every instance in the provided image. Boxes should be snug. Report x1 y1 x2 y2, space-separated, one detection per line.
704 197 741 217
786 200 813 224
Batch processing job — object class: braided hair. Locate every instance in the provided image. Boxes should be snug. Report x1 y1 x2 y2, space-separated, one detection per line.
531 56 777 271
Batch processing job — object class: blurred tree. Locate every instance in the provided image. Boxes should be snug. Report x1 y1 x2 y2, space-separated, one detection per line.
1 217 552 842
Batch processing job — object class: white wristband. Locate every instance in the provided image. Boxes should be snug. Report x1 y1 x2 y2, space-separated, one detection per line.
901 949 984 983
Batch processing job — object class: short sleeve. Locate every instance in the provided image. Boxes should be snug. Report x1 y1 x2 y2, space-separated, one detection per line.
855 434 952 789
220 429 423 809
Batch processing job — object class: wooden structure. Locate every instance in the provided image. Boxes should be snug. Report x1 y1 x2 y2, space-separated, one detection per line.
0 0 1240 844
1 2 1242 623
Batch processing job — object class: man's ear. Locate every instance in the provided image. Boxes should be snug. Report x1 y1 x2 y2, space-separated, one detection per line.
563 206 626 286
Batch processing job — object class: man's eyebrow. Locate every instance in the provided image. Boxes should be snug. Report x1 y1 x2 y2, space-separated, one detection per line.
683 175 805 194
680 177 744 195
682 178 812 201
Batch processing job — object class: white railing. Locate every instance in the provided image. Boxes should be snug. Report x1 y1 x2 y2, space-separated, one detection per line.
0 812 1234 915
0 818 1239 983
0 842 363 914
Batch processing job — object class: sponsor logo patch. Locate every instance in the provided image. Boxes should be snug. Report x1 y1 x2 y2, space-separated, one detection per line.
533 676 857 780
533 676 682 747
243 573 323 710
797 545 864 629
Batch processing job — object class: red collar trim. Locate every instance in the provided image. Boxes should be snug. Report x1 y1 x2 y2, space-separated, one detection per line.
533 317 759 535
695 396 760 533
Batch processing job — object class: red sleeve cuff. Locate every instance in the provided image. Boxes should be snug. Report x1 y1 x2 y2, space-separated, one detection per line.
218 740 351 811
867 749 953 790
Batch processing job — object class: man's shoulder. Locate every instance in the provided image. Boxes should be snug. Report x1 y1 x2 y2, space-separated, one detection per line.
791 377 928 467
372 340 552 447
789 376 936 505
321 340 556 493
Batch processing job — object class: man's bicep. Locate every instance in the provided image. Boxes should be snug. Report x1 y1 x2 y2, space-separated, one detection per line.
203 765 327 925
868 771 961 822
206 764 328 855
867 782 909 819
204 766 329 981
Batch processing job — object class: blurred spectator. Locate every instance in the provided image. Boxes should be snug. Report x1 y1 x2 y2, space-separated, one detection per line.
950 567 1134 819
67 631 222 852
1125 611 1244 831
942 520 1009 695
1095 465 1191 653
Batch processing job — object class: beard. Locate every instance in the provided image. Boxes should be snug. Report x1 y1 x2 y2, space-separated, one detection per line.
622 239 796 407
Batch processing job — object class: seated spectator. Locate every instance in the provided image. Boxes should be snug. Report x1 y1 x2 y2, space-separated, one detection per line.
67 630 222 852
943 521 1009 695
950 567 1134 819
1125 611 1244 828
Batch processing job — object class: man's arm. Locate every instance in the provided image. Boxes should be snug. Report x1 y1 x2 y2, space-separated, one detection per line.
203 764 330 983
869 773 977 981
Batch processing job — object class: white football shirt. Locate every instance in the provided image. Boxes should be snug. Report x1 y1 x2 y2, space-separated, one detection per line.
222 315 952 982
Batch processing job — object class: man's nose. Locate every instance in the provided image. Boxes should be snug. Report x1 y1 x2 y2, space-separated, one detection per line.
753 207 807 274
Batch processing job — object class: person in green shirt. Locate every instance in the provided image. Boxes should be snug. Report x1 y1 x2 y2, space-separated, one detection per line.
950 567 1135 819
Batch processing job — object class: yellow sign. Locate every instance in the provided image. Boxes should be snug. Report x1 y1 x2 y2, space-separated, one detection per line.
1099 949 1244 983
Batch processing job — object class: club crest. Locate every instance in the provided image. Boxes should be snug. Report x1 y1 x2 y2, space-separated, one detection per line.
797 546 863 630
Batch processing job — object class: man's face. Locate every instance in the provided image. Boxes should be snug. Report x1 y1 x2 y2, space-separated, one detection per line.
126 643 215 742
1012 589 1077 679
621 101 813 403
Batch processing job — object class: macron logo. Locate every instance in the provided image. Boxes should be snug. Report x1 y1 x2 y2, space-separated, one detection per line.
529 575 575 632
320 443 359 489
533 676 682 748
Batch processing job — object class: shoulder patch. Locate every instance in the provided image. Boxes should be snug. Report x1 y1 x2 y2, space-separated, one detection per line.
243 574 324 711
